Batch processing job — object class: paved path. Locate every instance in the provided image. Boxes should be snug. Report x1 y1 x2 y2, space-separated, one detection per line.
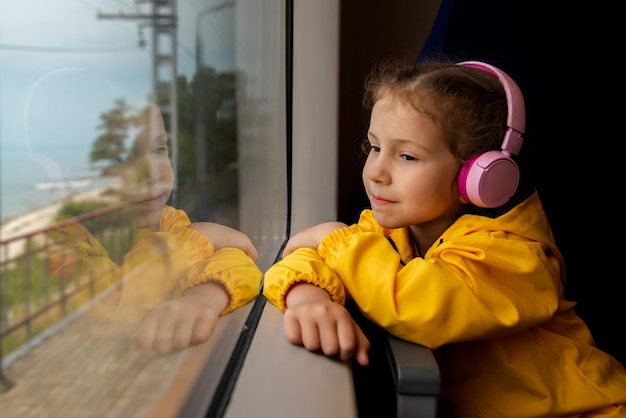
0 296 185 418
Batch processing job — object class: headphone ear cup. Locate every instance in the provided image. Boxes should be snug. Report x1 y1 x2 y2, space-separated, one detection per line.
458 151 520 208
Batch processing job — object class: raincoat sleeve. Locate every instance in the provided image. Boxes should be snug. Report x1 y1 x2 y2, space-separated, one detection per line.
262 247 346 311
116 226 217 311
317 210 563 349
176 247 262 315
119 217 261 316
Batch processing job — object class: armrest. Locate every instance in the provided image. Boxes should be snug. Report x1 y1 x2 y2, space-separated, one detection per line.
384 334 440 418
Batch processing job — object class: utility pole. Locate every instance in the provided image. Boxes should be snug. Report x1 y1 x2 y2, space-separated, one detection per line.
97 0 179 204
195 1 236 221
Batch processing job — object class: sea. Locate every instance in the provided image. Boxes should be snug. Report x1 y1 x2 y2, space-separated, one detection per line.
0 142 119 222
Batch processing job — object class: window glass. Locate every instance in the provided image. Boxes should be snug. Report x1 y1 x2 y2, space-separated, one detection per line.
0 0 287 415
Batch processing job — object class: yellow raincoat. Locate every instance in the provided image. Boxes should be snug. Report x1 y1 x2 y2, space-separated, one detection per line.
263 191 626 417
49 205 262 318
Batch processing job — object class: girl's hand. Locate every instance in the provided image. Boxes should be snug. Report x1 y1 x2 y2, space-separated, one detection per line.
283 222 348 257
283 283 370 366
127 282 229 361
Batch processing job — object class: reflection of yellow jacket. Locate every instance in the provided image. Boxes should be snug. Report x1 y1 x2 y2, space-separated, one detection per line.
49 205 262 316
263 191 626 417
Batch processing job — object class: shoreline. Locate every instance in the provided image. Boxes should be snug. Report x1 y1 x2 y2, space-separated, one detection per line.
0 180 122 261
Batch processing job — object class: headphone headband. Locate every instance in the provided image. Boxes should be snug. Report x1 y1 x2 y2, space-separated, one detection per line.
457 61 525 156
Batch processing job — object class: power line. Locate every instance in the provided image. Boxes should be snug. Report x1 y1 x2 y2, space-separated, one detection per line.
0 44 141 53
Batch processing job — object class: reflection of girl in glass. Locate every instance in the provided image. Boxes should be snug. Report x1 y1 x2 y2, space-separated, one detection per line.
49 103 262 356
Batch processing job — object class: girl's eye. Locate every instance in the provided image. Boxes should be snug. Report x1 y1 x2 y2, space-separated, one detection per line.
400 154 416 161
369 145 381 153
152 146 168 156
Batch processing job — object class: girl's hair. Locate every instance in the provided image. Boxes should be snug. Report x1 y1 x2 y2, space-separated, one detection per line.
361 56 509 165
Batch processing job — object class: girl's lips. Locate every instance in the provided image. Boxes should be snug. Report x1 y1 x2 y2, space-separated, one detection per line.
370 195 394 205
135 193 165 208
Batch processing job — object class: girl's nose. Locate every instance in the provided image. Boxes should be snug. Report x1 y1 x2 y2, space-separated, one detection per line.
364 154 390 184
132 154 162 185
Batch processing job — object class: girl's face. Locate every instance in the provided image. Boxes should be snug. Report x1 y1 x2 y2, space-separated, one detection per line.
362 95 462 234
120 105 174 229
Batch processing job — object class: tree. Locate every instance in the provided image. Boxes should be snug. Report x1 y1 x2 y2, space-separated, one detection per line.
90 98 133 165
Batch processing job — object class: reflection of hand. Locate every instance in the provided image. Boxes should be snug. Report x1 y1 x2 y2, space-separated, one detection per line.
283 222 348 257
188 222 259 261
127 281 229 361
284 283 369 366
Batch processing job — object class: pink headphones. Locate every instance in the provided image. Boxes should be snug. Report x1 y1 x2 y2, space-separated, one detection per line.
456 61 526 208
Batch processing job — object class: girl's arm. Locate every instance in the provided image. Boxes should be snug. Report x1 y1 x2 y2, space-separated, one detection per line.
128 246 263 356
263 246 368 365
188 222 258 260
319 229 561 348
282 222 348 257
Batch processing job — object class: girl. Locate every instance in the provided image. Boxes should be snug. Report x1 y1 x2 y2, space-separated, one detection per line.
49 103 262 356
262 58 626 417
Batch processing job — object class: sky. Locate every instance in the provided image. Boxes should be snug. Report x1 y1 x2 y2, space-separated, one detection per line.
0 0 235 219
0 0 235 154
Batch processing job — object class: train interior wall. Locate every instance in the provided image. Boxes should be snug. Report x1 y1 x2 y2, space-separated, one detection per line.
337 0 625 366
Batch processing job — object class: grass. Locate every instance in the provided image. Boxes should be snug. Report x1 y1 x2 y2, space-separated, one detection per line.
1 200 127 360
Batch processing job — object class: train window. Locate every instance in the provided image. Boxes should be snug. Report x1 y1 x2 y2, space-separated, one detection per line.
0 0 287 416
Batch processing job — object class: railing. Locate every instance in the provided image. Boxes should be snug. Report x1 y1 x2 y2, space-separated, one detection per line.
0 169 239 395
0 200 135 393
